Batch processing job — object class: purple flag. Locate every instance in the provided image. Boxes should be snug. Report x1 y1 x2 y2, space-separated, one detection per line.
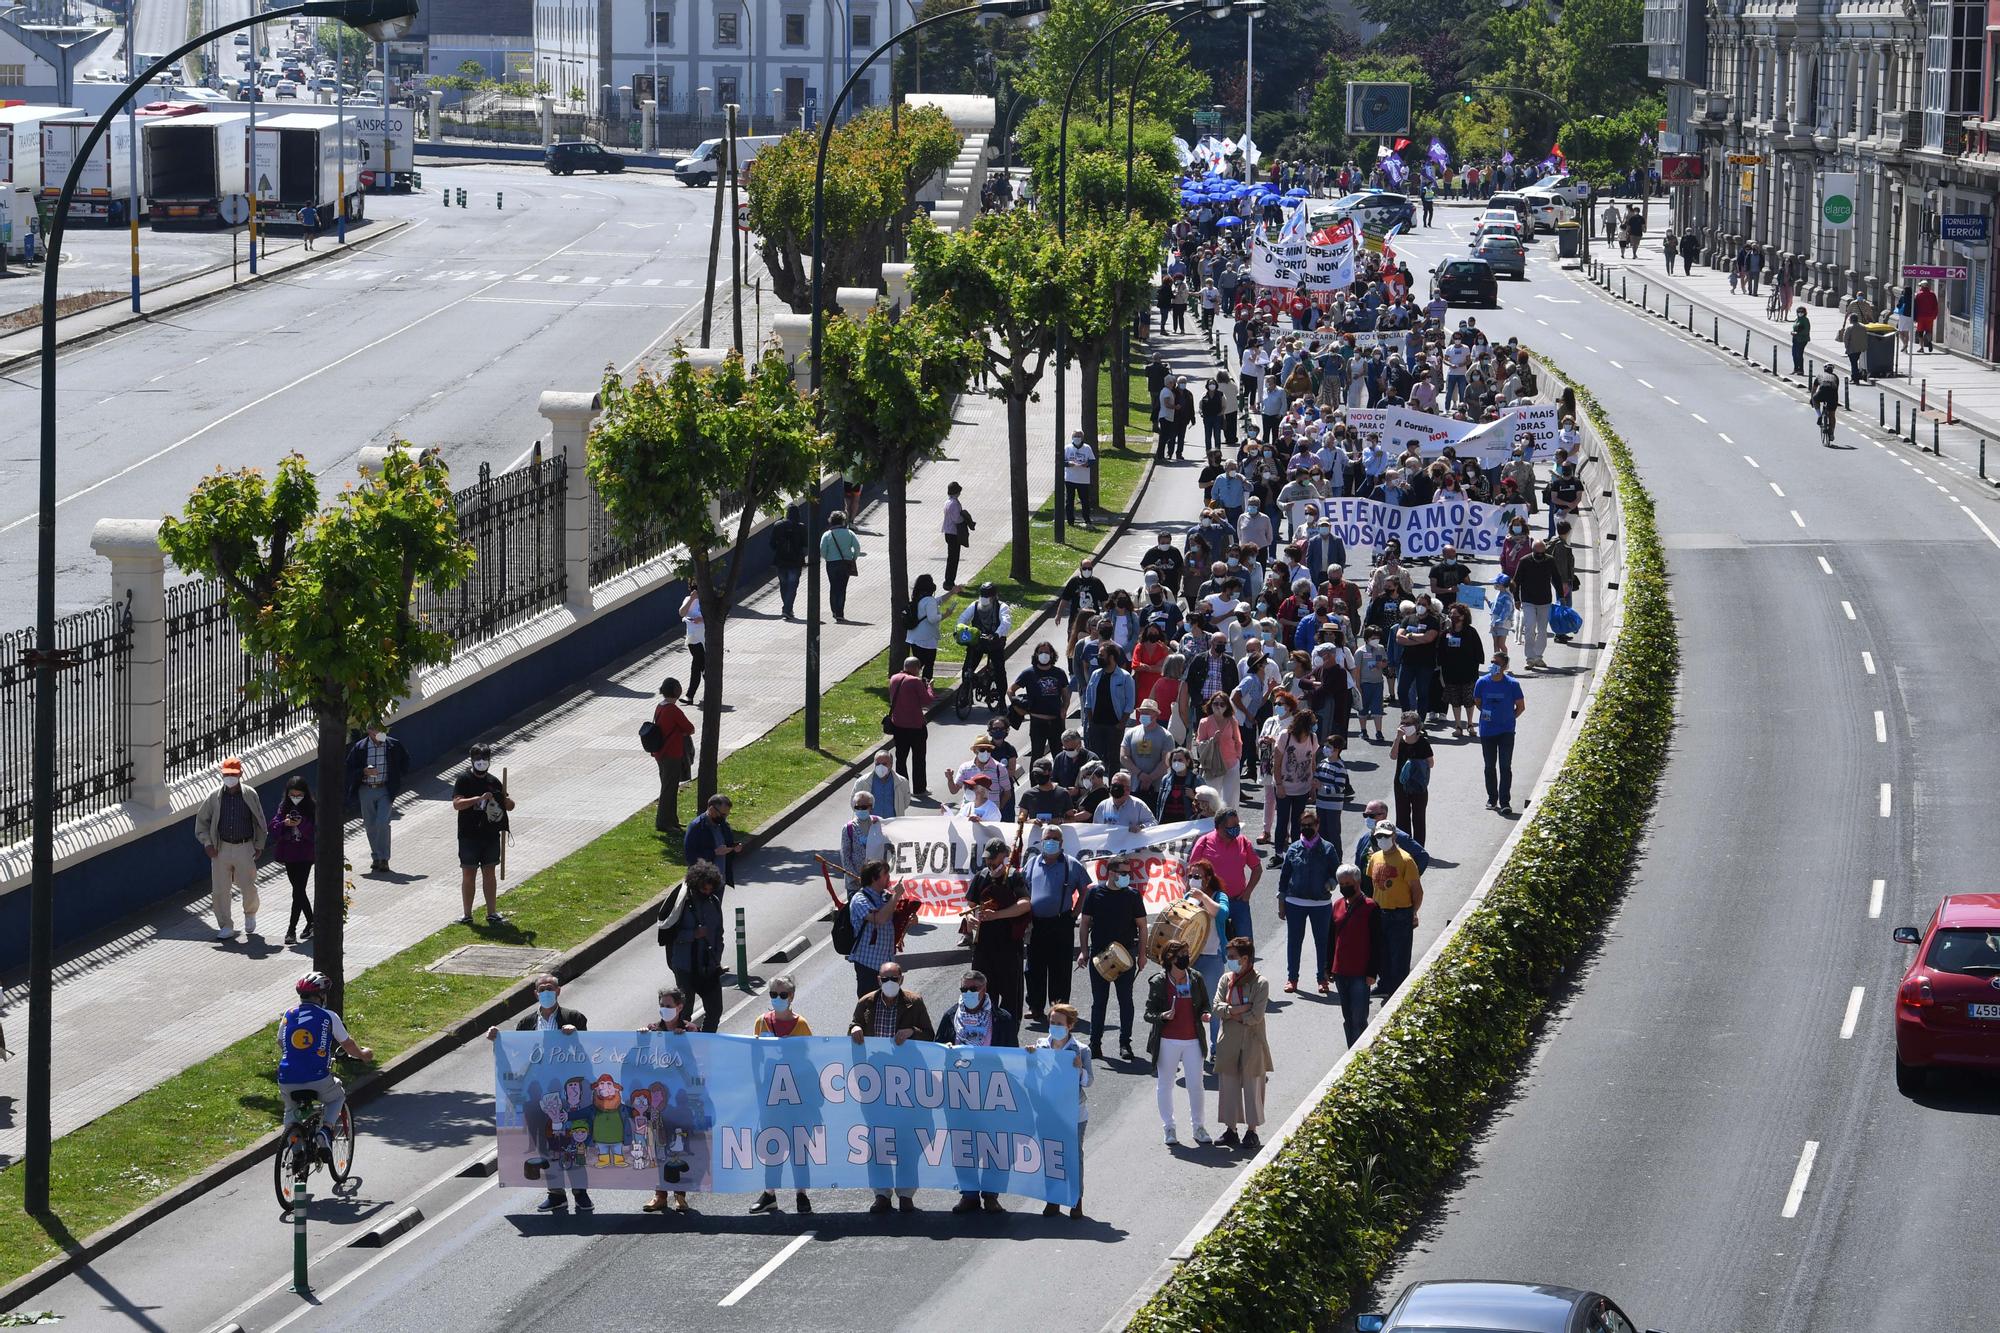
1427 136 1450 169
1500 150 1514 165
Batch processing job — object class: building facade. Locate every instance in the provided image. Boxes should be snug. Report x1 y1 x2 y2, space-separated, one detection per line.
1691 0 2000 358
532 0 915 125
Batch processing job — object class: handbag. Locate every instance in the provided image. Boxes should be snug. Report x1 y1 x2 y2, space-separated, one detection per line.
1397 758 1430 792
1549 603 1584 637
1192 731 1227 781
881 679 901 735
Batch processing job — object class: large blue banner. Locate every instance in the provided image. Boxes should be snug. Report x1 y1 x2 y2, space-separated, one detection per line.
493 1032 1084 1204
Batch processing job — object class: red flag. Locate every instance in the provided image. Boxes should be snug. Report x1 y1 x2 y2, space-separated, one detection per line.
1392 137 1411 152
1551 142 1566 162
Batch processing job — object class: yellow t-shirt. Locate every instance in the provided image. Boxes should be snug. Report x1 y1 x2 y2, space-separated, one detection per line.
752 1012 814 1037
1367 849 1419 910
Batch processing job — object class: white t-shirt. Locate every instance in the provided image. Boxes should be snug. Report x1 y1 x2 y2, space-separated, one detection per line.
1064 441 1096 485
682 595 704 646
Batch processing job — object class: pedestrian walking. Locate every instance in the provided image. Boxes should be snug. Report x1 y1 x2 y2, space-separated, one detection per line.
1063 430 1097 528
1513 540 1560 668
1031 1004 1091 1218
268 774 316 945
1189 804 1262 942
1679 227 1700 273
1077 853 1148 1060
965 840 1030 1023
1662 228 1677 274
450 743 513 926
1790 307 1812 375
1023 825 1089 1020
298 202 318 249
641 985 693 1212
1211 935 1271 1149
1365 822 1424 997
1843 312 1870 384
682 792 743 886
1474 652 1527 813
195 756 266 940
1893 283 1915 353
845 860 901 995
1146 941 1213 1147
886 657 935 795
1914 280 1939 353
770 504 807 619
650 677 695 833
1277 806 1337 992
665 859 728 1031
1388 710 1434 846
820 510 862 621
1328 864 1382 1044
344 720 408 873
904 574 943 677
937 967 1018 1213
940 481 972 593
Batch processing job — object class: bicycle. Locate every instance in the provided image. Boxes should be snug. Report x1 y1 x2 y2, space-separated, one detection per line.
952 627 1010 720
1817 403 1836 447
276 1087 354 1211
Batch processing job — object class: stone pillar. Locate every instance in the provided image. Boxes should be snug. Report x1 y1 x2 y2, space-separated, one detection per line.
539 95 556 148
539 390 602 613
772 312 812 389
426 90 443 143
834 286 877 321
90 519 168 811
880 261 913 314
642 100 657 152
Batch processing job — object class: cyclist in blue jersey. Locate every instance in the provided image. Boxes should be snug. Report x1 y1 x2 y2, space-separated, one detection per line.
278 972 373 1156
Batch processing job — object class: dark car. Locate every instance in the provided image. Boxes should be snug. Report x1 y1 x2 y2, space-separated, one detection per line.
1432 257 1499 308
546 139 626 175
1360 1280 1658 1333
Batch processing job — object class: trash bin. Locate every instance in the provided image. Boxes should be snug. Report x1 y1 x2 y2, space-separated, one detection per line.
1864 322 1897 378
1556 220 1581 259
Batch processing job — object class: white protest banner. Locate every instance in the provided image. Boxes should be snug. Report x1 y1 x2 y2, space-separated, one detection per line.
1381 407 1519 466
1071 818 1214 910
1250 217 1357 293
1309 496 1516 558
1345 406 1389 447
1508 402 1560 458
879 816 1214 919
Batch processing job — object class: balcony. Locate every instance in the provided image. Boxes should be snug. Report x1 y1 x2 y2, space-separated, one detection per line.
1692 89 1732 122
1879 109 1919 151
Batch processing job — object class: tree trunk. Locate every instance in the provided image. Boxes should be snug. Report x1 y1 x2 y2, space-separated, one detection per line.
1111 319 1130 456
1078 346 1102 449
692 556 724 803
887 459 911 673
1007 385 1030 582
312 703 348 1013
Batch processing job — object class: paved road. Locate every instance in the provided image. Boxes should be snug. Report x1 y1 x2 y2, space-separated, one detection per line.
0 162 739 627
27 342 1611 1332
1369 217 2000 1328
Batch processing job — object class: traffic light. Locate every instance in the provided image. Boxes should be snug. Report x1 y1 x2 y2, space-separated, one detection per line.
1461 93 1474 105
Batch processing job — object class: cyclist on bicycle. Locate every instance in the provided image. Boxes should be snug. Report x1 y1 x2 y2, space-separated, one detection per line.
1809 365 1840 445
279 971 372 1158
956 582 1013 695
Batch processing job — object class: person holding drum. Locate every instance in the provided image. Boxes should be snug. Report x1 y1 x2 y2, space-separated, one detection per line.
1076 852 1149 1062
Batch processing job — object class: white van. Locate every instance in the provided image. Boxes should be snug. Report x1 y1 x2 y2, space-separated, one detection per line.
673 134 782 185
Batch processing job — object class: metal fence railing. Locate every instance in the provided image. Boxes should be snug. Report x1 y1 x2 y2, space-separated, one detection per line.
413 457 568 648
163 579 309 780
588 485 673 586
0 598 135 843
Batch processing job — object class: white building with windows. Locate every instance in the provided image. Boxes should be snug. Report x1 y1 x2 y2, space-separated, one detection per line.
532 0 917 125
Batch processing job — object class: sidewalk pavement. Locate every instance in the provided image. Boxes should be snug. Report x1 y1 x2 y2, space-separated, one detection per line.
1595 221 2000 435
0 331 1109 1166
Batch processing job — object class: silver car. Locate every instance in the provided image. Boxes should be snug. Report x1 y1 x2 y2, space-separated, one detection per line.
1360 1279 1660 1333
1474 234 1527 279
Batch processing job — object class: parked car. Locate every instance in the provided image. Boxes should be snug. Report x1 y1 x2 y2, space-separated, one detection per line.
546 139 626 175
1521 190 1570 229
1893 893 2000 1092
1487 191 1536 236
1532 171 1595 207
1431 257 1499 308
1474 233 1527 278
1360 1280 1655 1333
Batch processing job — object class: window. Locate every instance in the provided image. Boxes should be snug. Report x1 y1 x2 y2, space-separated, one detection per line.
851 11 873 46
718 76 739 106
784 11 807 45
0 64 24 84
853 76 872 107
651 8 672 44
716 9 739 45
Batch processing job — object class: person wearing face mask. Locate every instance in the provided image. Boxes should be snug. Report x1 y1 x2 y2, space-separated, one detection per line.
1211 936 1272 1149
845 860 902 995
1057 559 1109 629
267 775 318 945
747 974 816 1215
1023 823 1090 1020
1031 1003 1092 1218
1082 645 1137 766
839 792 888 892
1328 865 1384 1044
966 841 1030 1020
1063 430 1098 528
885 657 936 798
1277 807 1338 993
344 720 409 873
1499 516 1534 580
1188 806 1264 944
1145 941 1214 1147
1389 709 1435 844
1237 495 1274 562
955 582 1013 709
1473 652 1527 813
1209 459 1248 529
937 969 1018 1212
665 861 729 1031
1076 855 1149 1061
1155 748 1203 821
1012 641 1071 762
450 743 514 926
849 962 935 1214
1365 822 1425 998
195 756 267 941
487 973 585 1213
850 747 912 821
1140 531 1187 593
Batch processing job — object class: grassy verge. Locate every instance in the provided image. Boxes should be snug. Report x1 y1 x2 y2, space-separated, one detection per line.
1128 358 1678 1330
0 402 1156 1290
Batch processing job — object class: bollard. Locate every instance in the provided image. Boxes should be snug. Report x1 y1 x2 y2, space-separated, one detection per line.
1879 391 1885 427
1982 438 1988 480
1947 388 1953 424
442 188 450 208
1689 303 1696 333
1744 329 1751 359
497 191 504 209
1895 400 1902 433
457 188 467 208
735 905 751 991
1622 275 1629 301
1771 345 1778 375
1933 419 1941 454
1713 315 1719 343
1920 378 1927 413
1845 378 1850 410
291 1180 311 1294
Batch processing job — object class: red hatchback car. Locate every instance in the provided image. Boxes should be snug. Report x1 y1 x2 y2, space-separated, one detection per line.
1893 893 2000 1092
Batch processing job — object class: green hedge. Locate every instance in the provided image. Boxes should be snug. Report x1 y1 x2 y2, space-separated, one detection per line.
1128 363 1679 1331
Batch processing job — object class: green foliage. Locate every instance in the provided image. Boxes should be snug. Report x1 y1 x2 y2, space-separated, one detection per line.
1128 359 1678 1330
1305 53 1432 158
1558 99 1665 182
1016 109 1180 225
745 105 959 314
898 0 1035 97
1181 0 1335 123
1016 0 1209 130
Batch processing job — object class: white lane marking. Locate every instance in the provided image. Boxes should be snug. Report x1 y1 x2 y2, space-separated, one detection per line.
1744 456 1759 468
1608 359 1624 369
1840 987 1865 1040
1662 394 1680 405
1536 317 1549 326
1692 412 1708 423
1817 556 1833 575
1719 432 1734 444
1841 601 1855 620
1960 504 2000 550
546 275 570 283
1870 878 1886 918
1874 711 1887 743
1584 344 1598 353
1791 510 1806 528
1947 493 1959 502
1862 652 1876 675
1770 482 1784 497
0 222 611 536
1782 1141 1820 1219
1637 377 1655 389
147 373 165 383
643 277 662 286
719 1233 815 1307
194 356 209 365
1880 783 1893 818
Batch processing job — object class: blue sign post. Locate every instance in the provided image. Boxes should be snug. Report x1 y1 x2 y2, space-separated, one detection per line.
1942 214 1990 244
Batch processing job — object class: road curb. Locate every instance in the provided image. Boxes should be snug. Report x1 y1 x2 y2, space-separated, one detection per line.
0 217 412 376
0 371 1165 1312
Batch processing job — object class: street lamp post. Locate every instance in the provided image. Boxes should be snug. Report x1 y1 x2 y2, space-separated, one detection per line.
20 0 418 1221
803 0 1049 748
1052 0 1223 544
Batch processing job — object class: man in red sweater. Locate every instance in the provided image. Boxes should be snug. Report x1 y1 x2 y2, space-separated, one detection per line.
1328 864 1385 1045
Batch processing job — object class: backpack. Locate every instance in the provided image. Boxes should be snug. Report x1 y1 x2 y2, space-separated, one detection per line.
831 893 859 956
903 598 922 633
639 718 664 754
655 881 690 947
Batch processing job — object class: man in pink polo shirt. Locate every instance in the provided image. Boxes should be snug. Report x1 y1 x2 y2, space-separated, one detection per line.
1187 805 1263 944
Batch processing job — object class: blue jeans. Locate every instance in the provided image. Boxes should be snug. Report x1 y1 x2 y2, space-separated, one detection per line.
1378 906 1414 996
1481 730 1516 806
1192 947 1226 1047
1283 901 1332 984
1223 895 1254 947
1396 661 1430 719
357 783 392 863
777 565 801 618
1333 973 1373 1044
1276 792 1309 849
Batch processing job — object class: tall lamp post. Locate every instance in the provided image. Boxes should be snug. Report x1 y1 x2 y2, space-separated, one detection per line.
802 0 1049 748
1116 2 1259 208
1051 0 1228 545
20 0 419 1221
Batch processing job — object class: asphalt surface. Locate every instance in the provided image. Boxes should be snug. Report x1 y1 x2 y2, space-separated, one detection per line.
1363 216 2000 1329
0 162 739 627
24 343 1607 1331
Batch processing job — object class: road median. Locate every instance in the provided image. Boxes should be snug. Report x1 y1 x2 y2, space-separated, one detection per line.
1120 358 1679 1331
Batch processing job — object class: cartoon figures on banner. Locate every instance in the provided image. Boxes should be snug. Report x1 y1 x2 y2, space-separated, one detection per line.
590 1073 631 1166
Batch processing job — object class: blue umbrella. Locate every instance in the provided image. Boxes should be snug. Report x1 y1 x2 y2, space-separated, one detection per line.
1285 187 1308 197
1217 215 1242 227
